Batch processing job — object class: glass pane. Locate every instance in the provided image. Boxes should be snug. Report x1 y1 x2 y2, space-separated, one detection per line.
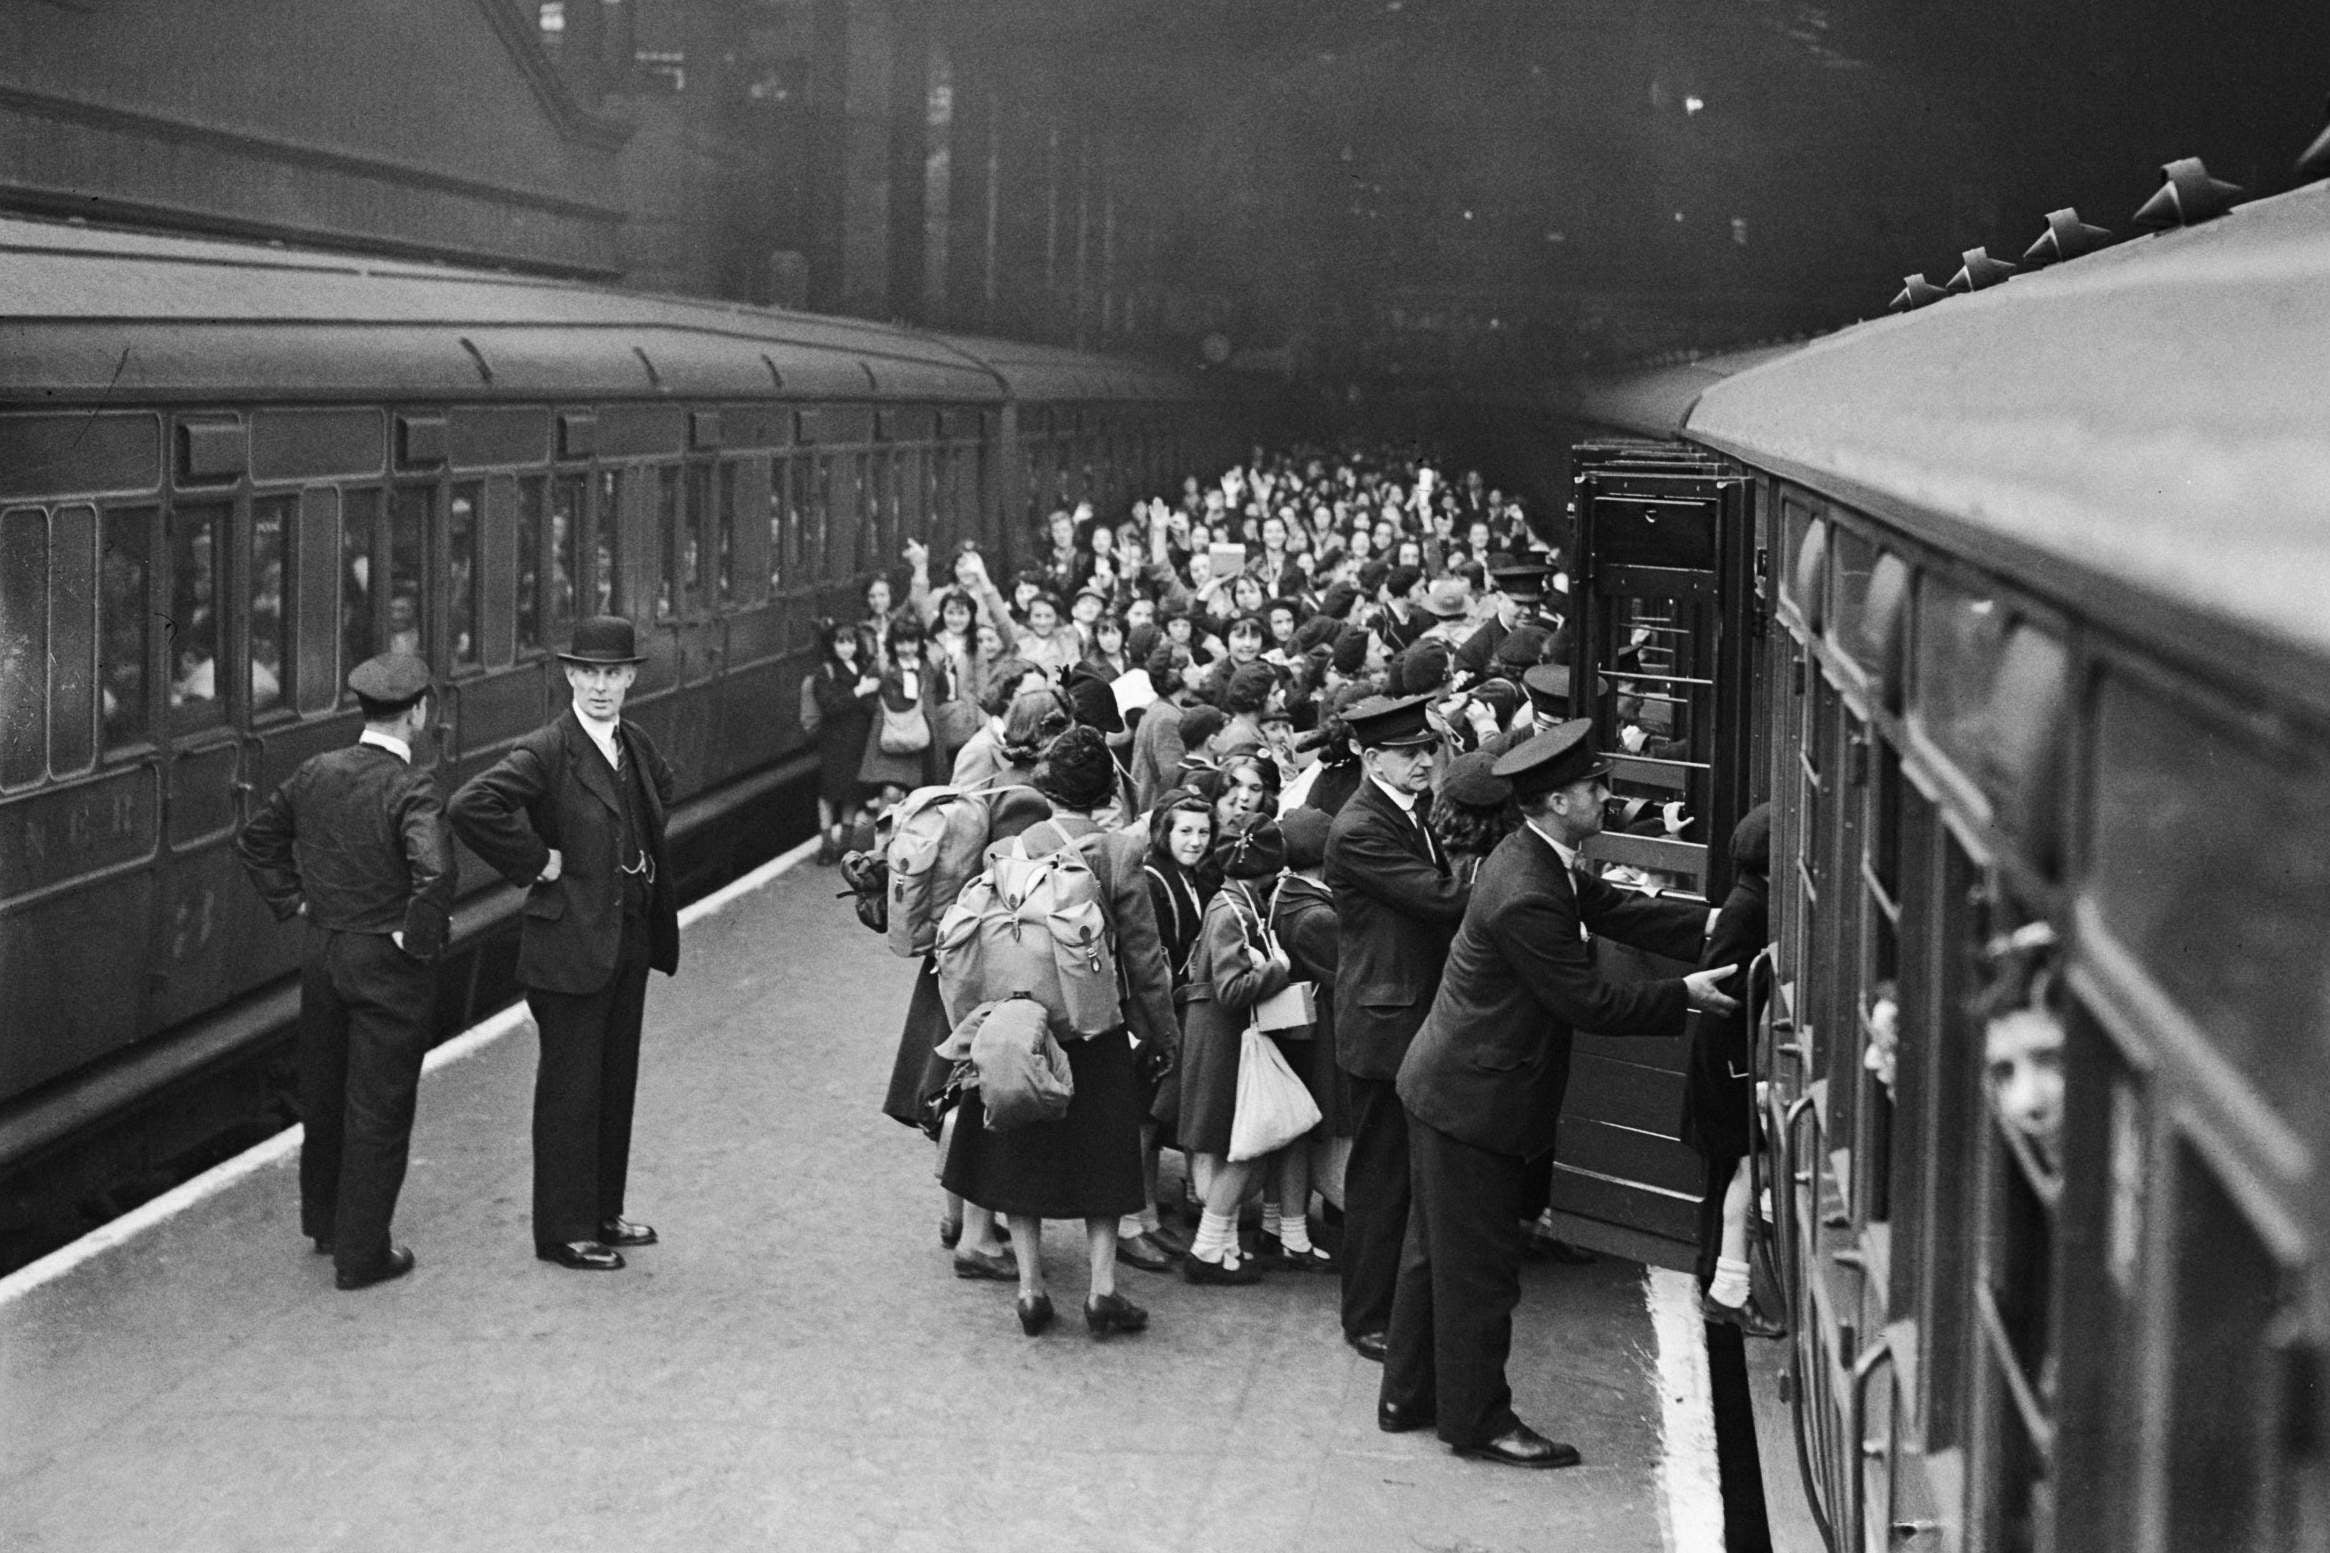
251 495 290 713
388 486 429 660
447 481 480 669
1912 570 2009 778
2167 1144 2287 1552
685 462 710 612
550 475 582 626
1 508 49 787
715 461 737 604
341 489 378 697
2092 674 2330 1120
168 501 227 722
594 469 620 614
516 476 545 652
657 465 681 619
49 504 97 775
767 456 787 591
1829 524 1880 656
100 507 153 749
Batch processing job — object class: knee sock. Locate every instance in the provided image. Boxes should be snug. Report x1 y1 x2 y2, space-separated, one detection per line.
1709 1255 1751 1308
1261 1199 1282 1240
1191 1208 1239 1263
1120 1213 1146 1239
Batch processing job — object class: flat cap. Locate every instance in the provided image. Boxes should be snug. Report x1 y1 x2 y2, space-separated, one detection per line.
347 652 432 706
1521 662 1573 716
1440 748 1513 809
1345 692 1439 749
1279 806 1332 870
1490 718 1613 799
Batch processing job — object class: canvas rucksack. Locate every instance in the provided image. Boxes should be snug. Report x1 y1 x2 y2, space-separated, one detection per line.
882 782 1039 959
933 822 1123 1038
934 995 1073 1132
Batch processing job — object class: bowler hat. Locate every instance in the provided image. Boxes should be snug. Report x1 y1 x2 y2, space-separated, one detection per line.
559 615 647 665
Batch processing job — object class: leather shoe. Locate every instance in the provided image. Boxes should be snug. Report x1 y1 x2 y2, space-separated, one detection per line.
1145 1220 1192 1256
1084 1291 1150 1339
335 1246 416 1291
597 1217 657 1248
1016 1292 1055 1336
1377 1398 1435 1434
1702 1292 1787 1339
1182 1250 1262 1286
537 1240 625 1271
1115 1232 1178 1273
1453 1423 1582 1469
1347 1329 1388 1363
952 1247 1019 1281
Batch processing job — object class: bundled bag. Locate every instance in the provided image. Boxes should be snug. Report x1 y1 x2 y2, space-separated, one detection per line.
936 995 1072 1132
882 782 1038 959
1235 891 1318 1037
835 848 888 934
933 825 1122 1037
1227 1022 1323 1161
878 698 932 756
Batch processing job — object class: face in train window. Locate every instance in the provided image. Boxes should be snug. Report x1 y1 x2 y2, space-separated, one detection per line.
168 503 228 716
1978 922 2066 1173
100 508 154 750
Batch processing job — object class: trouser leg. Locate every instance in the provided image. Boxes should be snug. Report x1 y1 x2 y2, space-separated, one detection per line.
1411 1119 1529 1447
1340 1074 1411 1340
1379 1115 1437 1414
593 931 652 1224
297 926 350 1244
528 982 610 1246
328 933 434 1277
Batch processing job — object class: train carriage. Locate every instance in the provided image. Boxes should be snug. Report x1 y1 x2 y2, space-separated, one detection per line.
1560 176 2330 1549
0 217 1227 1214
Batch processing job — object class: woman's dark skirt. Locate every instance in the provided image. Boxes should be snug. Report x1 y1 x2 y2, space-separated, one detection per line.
940 1029 1144 1219
881 958 955 1130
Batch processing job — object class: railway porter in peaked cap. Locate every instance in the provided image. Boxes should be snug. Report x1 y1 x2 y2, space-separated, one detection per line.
1344 692 1440 749
234 648 456 1293
1489 718 1613 799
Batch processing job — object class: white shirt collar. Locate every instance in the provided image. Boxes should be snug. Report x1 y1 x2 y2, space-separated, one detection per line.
574 705 622 767
1523 817 1580 872
358 729 412 763
1368 772 1421 814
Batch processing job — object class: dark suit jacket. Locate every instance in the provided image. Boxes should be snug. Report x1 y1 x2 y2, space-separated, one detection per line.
449 709 679 995
1325 777 1470 1080
236 742 456 957
1398 825 1708 1159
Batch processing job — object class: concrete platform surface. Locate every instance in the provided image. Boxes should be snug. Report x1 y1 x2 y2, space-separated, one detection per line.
0 851 1701 1553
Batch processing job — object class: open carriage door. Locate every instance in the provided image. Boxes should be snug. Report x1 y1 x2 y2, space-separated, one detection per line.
1545 448 1756 1270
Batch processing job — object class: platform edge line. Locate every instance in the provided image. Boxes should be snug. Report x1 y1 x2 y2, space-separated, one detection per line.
1649 1265 1726 1553
0 834 822 1310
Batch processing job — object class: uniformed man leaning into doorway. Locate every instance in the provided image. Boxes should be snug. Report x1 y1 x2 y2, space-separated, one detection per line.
450 616 677 1273
1377 719 1739 1467
235 652 455 1292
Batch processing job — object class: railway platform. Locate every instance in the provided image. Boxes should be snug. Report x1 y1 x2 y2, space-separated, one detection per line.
0 844 1733 1553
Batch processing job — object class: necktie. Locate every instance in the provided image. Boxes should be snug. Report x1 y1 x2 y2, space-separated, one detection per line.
611 729 626 776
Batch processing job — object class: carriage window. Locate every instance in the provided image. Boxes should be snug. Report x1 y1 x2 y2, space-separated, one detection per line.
168 501 228 724
1 508 48 787
2090 674 2330 1123
594 469 620 614
715 461 737 604
446 482 481 670
101 507 154 750
385 487 429 662
516 476 546 653
1828 524 1880 656
656 465 683 619
340 489 380 696
42 504 97 778
811 456 833 578
550 474 582 627
249 495 290 714
1912 570 2008 783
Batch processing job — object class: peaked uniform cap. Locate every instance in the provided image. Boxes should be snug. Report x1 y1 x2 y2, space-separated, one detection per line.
1490 718 1613 798
1345 692 1438 749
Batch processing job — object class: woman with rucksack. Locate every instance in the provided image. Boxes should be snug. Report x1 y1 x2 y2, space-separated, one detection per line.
1118 788 1215 1273
938 726 1179 1340
806 619 881 863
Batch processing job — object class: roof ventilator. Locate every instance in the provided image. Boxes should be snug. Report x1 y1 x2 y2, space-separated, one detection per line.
2020 208 2111 267
2132 157 2243 229
1946 248 2016 293
2297 114 2330 182
1889 273 1948 312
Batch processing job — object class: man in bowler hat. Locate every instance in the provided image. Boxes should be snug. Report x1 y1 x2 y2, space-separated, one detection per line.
450 617 677 1270
1376 719 1738 1467
235 653 454 1291
1324 692 1472 1359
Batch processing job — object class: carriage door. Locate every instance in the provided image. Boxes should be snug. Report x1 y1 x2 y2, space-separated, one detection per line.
1545 448 1755 1269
